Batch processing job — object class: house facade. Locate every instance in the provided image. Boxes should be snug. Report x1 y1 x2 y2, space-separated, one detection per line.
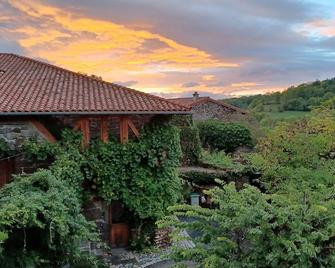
169 92 246 122
0 53 190 249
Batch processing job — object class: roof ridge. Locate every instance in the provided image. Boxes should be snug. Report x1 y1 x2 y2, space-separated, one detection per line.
168 94 246 113
119 86 190 110
0 53 189 111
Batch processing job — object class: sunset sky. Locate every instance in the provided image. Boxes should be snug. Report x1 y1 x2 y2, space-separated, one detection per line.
0 0 335 98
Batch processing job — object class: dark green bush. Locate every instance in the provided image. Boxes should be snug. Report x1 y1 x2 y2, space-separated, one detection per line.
197 120 252 152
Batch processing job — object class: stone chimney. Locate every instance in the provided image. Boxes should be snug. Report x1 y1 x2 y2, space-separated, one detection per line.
193 91 199 100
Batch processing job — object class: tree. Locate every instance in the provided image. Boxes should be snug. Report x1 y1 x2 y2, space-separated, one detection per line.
159 183 335 268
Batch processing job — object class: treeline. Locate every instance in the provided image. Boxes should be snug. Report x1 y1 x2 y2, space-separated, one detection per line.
225 78 335 112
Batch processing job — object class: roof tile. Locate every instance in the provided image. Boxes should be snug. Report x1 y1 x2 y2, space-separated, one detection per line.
0 53 190 114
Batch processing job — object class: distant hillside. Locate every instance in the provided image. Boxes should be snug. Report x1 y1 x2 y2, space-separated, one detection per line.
225 78 335 112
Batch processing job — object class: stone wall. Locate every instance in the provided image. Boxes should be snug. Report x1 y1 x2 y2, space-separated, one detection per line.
0 120 45 149
192 101 246 122
81 198 110 256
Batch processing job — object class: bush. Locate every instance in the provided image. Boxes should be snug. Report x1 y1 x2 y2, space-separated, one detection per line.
159 182 335 267
197 120 252 152
0 170 98 267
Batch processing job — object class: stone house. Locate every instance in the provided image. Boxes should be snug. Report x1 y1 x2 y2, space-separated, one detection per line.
0 53 190 249
169 92 247 121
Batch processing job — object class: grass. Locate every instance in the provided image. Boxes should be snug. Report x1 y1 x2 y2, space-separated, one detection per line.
201 150 244 171
265 111 310 120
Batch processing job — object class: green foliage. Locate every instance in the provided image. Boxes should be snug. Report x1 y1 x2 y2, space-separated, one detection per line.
161 107 335 267
180 170 227 186
24 124 183 220
197 120 252 152
170 115 201 166
249 109 335 190
0 138 14 158
0 170 98 267
86 124 182 219
225 78 335 112
159 182 335 268
179 125 201 166
201 150 244 172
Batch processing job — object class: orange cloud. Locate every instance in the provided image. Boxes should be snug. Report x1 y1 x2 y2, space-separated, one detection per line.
8 0 238 94
202 75 215 81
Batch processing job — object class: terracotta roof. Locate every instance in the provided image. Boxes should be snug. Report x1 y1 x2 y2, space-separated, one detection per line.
0 53 190 114
169 96 246 114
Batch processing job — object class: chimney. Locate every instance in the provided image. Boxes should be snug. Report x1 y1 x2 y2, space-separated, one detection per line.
193 91 199 100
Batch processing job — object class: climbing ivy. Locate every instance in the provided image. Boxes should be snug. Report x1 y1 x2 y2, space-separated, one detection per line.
23 123 183 220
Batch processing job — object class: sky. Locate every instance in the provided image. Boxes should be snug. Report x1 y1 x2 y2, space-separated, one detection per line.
0 0 335 98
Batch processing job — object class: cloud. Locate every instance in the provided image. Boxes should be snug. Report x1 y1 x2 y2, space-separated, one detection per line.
1 0 334 97
231 82 259 87
181 82 199 88
202 75 215 81
113 80 138 87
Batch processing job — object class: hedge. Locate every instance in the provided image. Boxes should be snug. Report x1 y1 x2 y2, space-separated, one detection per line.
197 119 252 152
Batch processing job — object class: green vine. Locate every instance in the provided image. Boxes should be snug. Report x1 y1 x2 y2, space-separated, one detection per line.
0 138 14 159
23 123 183 220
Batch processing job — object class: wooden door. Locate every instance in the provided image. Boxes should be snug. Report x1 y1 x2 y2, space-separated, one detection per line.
0 158 15 188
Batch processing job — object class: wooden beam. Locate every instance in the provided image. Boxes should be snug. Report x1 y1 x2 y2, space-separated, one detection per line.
73 119 82 131
100 116 109 142
82 118 90 147
30 119 57 143
119 116 129 144
127 119 140 138
74 117 90 146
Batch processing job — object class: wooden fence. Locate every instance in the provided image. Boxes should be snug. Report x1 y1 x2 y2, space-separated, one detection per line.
0 157 15 188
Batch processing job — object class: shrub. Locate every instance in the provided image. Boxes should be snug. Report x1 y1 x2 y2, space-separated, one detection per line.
0 170 98 267
197 120 252 152
159 182 335 267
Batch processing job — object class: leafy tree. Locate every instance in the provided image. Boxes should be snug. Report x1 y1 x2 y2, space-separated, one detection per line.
225 78 335 113
159 182 335 268
0 170 98 267
161 108 335 267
